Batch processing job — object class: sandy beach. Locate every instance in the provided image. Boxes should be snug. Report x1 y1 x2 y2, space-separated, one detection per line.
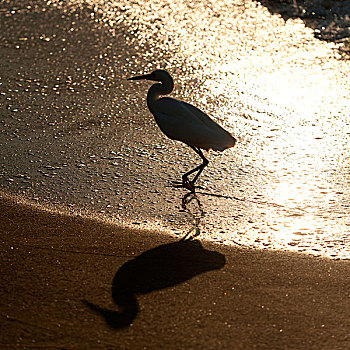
1 0 350 348
1 196 349 349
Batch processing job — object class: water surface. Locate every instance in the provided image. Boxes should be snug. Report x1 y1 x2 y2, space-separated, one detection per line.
1 0 349 258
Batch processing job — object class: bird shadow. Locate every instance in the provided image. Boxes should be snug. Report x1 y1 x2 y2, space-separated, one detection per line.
84 238 225 329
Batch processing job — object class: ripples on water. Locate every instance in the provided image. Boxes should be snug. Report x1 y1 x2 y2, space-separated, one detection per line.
1 0 349 258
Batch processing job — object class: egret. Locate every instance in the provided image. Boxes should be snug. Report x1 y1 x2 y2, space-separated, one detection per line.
128 70 236 192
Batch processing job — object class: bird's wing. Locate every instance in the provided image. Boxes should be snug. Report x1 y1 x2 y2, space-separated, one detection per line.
154 97 202 123
152 97 236 151
181 101 229 133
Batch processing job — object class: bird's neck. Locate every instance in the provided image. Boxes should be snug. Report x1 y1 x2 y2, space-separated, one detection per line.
147 80 174 112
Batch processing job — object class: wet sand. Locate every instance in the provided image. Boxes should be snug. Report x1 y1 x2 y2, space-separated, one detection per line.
2 0 350 258
1 196 349 349
1 1 350 348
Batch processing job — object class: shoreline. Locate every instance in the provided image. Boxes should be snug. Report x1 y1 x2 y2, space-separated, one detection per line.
1 195 349 349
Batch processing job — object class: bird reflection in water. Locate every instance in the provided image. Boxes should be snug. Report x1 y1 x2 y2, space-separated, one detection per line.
180 192 205 241
84 236 225 329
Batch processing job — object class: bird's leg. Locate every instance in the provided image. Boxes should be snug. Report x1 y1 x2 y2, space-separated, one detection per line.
182 146 209 192
191 147 209 185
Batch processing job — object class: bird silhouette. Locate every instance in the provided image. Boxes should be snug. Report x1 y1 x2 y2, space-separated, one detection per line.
128 70 236 192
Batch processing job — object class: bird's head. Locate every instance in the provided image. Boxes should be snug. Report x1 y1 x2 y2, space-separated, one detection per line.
127 69 171 83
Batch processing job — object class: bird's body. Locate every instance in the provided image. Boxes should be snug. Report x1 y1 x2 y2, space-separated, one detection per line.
151 97 235 151
128 70 236 191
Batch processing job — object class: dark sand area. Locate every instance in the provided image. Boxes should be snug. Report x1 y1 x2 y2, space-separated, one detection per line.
1 1 350 348
0 196 349 349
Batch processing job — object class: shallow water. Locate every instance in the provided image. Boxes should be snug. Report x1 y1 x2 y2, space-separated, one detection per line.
1 0 349 258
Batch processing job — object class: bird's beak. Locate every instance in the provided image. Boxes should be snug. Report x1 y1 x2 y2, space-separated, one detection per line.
127 73 153 81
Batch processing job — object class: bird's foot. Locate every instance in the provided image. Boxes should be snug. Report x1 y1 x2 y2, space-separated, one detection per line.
171 179 195 191
172 178 207 192
171 180 184 188
182 178 196 193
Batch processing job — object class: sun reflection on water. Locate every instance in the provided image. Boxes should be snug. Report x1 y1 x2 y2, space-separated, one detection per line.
40 0 350 258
